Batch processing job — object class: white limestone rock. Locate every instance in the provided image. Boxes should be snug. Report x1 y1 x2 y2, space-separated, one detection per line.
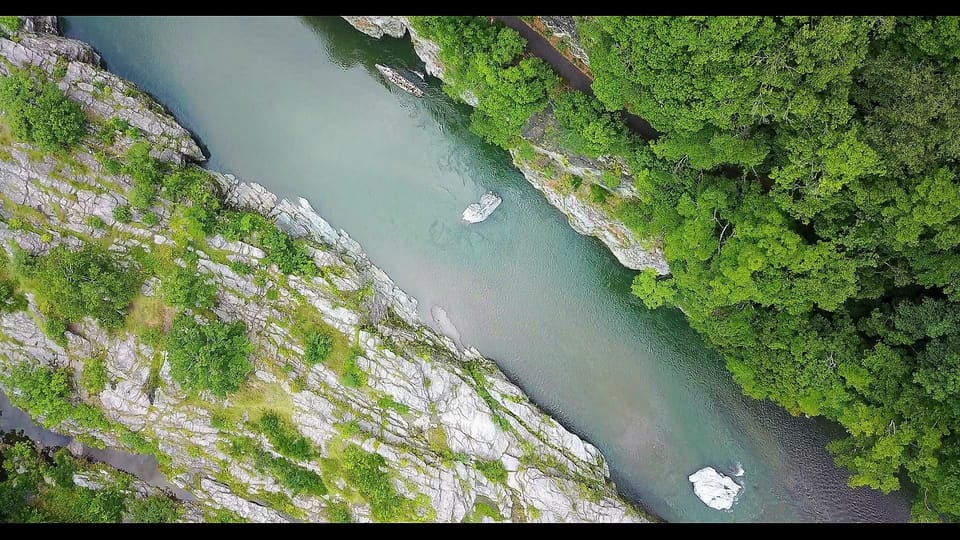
688 466 742 511
461 192 502 224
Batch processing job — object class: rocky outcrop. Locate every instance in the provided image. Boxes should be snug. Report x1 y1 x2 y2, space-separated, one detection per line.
341 16 444 79
0 17 646 523
340 16 668 274
0 23 203 164
538 17 590 67
461 192 502 224
341 16 408 39
21 16 59 35
688 467 742 511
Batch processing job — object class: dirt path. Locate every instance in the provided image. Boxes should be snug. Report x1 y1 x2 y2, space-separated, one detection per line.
492 16 659 140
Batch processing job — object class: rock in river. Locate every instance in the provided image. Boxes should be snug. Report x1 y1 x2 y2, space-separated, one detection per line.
688 466 742 511
461 191 502 224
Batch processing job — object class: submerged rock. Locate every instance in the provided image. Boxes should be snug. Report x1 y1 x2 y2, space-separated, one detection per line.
430 306 462 349
688 466 742 511
461 192 502 224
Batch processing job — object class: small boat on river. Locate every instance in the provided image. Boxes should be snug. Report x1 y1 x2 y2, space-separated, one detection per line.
374 64 425 97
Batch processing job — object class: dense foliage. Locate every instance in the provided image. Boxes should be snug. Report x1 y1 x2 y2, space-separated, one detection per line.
0 67 86 151
14 245 141 329
215 211 315 275
304 330 333 365
160 266 218 311
572 16 960 520
3 364 110 431
410 17 559 148
0 16 24 36
166 314 253 397
411 14 960 521
0 439 181 522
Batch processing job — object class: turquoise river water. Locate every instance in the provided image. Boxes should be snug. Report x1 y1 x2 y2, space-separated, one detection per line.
51 16 912 522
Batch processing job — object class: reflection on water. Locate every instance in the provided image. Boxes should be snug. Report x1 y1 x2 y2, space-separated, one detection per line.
55 15 911 522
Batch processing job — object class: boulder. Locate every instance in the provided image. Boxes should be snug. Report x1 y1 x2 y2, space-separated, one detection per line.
688 466 742 511
461 192 502 224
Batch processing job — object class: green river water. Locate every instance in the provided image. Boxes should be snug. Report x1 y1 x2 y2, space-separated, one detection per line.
54 15 911 522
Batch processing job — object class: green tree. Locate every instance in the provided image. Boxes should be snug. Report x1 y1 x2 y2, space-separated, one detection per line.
28 245 141 328
166 315 253 397
0 67 86 151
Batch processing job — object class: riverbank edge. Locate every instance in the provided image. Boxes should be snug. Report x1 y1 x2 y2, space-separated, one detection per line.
0 16 654 523
341 16 669 276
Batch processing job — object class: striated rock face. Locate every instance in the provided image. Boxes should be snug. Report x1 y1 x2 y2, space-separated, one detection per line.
0 23 203 164
0 17 646 523
512 150 669 274
688 467 742 511
340 16 668 274
538 16 590 67
21 16 60 35
341 16 407 39
341 16 444 79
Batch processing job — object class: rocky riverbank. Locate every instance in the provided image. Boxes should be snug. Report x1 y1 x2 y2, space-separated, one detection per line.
0 16 647 522
342 16 668 274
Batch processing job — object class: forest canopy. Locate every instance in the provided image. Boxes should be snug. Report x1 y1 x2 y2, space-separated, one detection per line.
414 15 960 521
575 15 960 522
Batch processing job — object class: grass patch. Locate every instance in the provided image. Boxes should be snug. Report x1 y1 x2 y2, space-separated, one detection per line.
123 293 173 338
254 453 327 497
326 501 351 523
377 395 410 415
463 496 504 522
291 303 352 372
216 381 294 427
339 347 367 388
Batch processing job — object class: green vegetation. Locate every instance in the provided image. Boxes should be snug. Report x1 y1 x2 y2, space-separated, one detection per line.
159 266 217 310
255 453 327 497
412 14 960 521
112 204 132 224
3 364 110 430
85 215 105 229
0 17 24 37
257 411 313 461
0 439 182 522
342 444 411 522
127 494 182 523
474 459 507 485
551 90 630 158
0 67 86 151
376 395 410 415
215 211 315 275
0 279 26 313
304 330 333 365
410 17 559 149
326 501 352 523
14 244 141 329
166 314 253 397
339 347 368 388
570 16 960 521
80 355 109 394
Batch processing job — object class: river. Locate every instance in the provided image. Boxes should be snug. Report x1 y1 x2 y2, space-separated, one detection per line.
42 16 911 522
